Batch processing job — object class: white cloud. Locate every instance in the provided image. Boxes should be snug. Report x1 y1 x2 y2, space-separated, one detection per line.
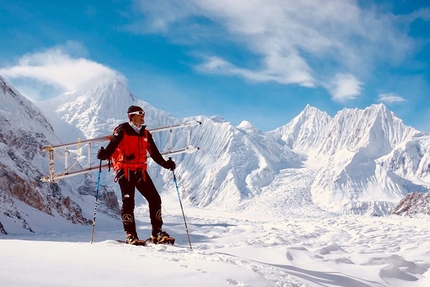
0 42 124 92
131 0 415 97
378 93 407 104
328 73 363 103
196 55 314 86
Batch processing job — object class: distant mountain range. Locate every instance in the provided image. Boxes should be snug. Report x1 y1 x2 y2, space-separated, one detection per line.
36 75 430 215
1 74 429 233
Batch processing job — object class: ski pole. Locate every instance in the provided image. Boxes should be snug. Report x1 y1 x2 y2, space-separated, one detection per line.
90 157 103 244
170 159 192 249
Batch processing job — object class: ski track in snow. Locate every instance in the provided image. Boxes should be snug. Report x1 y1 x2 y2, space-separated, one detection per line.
2 202 430 287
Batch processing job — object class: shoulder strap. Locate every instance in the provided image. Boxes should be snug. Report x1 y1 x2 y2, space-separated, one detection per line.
112 122 128 136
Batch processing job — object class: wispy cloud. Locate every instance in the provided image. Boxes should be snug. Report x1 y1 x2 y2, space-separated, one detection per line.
378 92 407 104
196 55 314 86
131 0 417 102
327 73 363 103
0 41 123 92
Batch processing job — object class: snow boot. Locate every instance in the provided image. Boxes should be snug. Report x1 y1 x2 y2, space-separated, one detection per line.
150 229 175 245
125 233 145 245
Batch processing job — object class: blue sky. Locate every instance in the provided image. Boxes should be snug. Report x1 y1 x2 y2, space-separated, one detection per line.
1 0 429 131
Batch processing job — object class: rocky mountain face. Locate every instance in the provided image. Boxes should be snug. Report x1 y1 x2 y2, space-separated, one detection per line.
0 76 119 235
34 76 430 217
392 192 430 216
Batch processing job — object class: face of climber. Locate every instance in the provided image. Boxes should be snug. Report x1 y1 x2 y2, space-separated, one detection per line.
128 109 145 127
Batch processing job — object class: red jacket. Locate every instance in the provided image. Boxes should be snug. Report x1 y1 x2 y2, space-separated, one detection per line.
104 122 167 179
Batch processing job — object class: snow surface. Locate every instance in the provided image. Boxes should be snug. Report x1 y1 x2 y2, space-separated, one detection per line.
1 190 430 287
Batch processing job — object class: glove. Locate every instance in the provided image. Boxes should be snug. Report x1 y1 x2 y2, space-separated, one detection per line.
163 158 176 170
97 147 108 160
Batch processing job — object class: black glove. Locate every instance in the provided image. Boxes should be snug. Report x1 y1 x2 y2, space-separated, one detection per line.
163 158 176 170
97 147 108 160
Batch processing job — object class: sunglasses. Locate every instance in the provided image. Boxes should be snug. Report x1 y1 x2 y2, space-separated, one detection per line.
128 111 145 116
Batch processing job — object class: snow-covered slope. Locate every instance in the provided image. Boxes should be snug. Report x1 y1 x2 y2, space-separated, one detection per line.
0 75 119 235
176 116 303 210
35 76 430 217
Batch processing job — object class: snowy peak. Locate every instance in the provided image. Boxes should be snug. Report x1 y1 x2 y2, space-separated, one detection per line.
38 76 178 142
301 104 325 116
0 75 54 134
269 104 331 152
329 104 417 158
71 76 136 114
0 75 59 154
271 103 418 160
38 76 136 140
236 120 261 134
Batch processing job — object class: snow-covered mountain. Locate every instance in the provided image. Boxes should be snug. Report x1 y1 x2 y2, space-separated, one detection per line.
269 104 427 215
38 76 178 142
0 75 120 235
33 76 430 217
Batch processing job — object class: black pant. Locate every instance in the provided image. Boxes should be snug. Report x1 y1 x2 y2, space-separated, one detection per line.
117 169 162 237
